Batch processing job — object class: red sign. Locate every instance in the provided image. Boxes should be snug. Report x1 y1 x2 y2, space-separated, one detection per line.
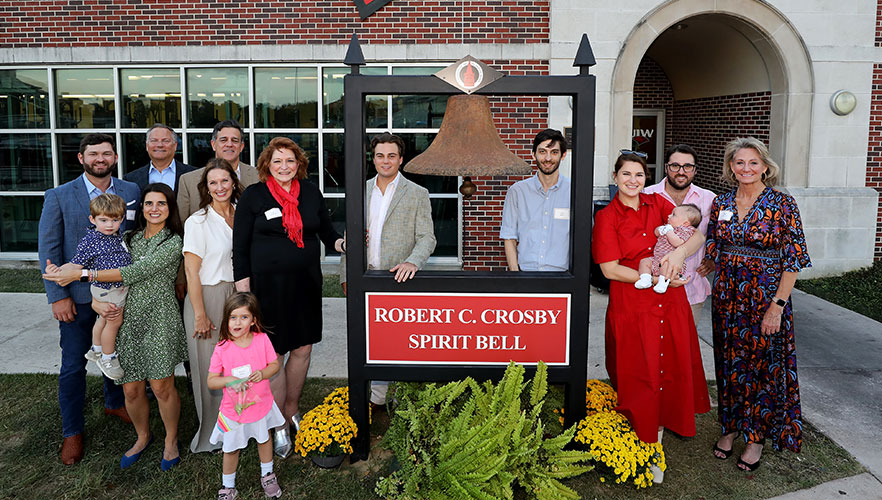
366 293 570 365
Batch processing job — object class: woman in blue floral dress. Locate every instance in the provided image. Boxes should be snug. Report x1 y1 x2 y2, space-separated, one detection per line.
705 137 811 471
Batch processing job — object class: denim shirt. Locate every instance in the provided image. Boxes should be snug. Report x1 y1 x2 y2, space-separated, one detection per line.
500 174 570 271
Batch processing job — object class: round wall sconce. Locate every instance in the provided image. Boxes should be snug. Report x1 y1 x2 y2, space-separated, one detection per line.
830 90 857 116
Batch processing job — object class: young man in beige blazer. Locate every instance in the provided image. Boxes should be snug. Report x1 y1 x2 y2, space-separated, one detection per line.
340 132 436 406
177 120 260 221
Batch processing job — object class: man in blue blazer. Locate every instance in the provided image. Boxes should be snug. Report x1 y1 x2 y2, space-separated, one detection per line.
123 123 195 195
38 133 142 465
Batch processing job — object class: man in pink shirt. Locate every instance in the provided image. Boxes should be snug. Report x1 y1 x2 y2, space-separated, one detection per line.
643 144 716 326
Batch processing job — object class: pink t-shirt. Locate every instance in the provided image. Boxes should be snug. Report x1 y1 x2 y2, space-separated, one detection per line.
209 332 277 423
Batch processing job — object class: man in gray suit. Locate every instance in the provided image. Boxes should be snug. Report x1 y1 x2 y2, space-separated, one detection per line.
38 133 141 465
340 133 436 406
123 123 196 194
177 120 259 221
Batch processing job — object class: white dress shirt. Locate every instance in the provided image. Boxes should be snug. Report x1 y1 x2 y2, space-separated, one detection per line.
182 205 234 286
367 173 400 269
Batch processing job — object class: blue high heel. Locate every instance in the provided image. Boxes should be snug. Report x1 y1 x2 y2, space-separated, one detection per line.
120 435 153 469
160 441 181 472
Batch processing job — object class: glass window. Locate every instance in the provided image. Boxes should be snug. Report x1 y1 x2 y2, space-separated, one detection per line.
55 69 115 129
121 132 185 176
0 69 50 129
323 133 345 193
187 68 249 128
396 133 458 194
57 133 88 184
323 67 387 128
254 68 318 128
392 67 446 128
323 197 346 256
187 132 251 173
121 68 182 128
0 134 52 191
253 133 319 185
0 195 43 252
430 198 458 258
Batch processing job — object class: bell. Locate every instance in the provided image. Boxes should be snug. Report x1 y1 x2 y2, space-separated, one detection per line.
404 94 531 197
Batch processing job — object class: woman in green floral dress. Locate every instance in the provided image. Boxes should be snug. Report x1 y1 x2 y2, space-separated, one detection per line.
44 183 187 471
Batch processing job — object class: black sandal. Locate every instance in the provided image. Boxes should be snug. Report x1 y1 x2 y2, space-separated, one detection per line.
712 443 733 460
736 439 765 471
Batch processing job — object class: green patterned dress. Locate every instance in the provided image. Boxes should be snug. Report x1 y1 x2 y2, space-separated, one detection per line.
116 228 187 384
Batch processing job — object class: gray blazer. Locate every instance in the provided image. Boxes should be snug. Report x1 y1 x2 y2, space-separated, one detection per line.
177 162 259 221
38 175 141 304
339 175 436 283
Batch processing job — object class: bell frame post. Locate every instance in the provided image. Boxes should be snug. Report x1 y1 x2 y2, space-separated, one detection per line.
343 35 597 461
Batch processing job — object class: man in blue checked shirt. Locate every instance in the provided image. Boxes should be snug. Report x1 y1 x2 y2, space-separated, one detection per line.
500 129 570 271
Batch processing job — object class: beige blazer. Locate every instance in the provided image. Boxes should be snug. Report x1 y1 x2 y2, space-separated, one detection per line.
339 175 436 283
177 162 259 221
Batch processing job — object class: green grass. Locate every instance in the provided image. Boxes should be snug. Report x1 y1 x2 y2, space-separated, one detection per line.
0 375 865 500
796 260 882 322
0 267 346 298
0 267 44 293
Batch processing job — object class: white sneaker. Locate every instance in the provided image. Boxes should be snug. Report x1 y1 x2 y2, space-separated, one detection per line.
98 356 124 380
650 464 664 483
84 349 101 363
634 274 653 289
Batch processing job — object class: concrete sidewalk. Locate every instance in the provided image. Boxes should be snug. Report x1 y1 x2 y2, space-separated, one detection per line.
2 289 880 497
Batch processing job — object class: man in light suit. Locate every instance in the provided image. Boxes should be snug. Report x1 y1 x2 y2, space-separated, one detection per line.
177 119 259 221
38 133 141 465
123 123 196 194
340 132 436 406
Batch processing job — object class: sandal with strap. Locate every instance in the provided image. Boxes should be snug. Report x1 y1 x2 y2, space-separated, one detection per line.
713 443 734 460
736 439 765 471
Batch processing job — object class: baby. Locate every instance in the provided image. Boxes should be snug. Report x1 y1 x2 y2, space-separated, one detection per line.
71 193 133 380
634 203 702 294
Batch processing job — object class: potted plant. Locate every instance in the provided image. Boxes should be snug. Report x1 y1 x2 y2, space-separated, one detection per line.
294 387 358 468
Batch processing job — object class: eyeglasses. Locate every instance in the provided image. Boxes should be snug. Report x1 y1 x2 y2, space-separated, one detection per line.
619 149 648 159
666 163 696 173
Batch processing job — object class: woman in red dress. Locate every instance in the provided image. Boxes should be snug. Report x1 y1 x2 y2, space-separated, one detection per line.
592 151 711 482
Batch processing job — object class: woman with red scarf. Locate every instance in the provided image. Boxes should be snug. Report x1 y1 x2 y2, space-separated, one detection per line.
233 137 344 458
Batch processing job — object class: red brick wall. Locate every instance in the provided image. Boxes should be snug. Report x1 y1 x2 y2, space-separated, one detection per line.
463 61 549 271
669 92 772 194
633 56 674 154
0 0 549 47
867 64 882 259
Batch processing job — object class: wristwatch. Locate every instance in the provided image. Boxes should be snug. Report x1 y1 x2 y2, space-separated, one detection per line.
79 269 89 282
772 297 787 307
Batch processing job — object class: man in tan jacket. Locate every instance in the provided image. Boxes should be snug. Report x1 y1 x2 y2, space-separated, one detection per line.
177 120 260 221
340 133 436 406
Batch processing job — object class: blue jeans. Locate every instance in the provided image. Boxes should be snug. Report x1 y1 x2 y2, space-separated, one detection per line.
58 301 125 438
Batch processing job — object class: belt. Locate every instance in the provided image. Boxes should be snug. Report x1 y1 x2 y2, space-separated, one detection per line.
720 244 780 260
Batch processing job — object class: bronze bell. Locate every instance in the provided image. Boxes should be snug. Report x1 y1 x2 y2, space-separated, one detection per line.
404 94 531 197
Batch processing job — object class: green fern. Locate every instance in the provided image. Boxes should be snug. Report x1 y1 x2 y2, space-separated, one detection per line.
376 361 594 500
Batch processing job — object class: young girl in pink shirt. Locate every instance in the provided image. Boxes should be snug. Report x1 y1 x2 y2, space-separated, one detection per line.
208 293 285 499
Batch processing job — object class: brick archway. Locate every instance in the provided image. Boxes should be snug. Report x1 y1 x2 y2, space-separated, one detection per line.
609 0 813 187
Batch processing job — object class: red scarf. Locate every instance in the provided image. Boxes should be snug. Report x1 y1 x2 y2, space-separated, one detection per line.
266 176 304 248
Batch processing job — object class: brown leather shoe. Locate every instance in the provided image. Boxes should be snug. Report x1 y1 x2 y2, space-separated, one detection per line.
61 434 84 465
105 406 133 425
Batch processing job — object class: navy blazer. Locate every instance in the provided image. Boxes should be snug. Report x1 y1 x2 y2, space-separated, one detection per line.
124 159 196 194
38 175 142 305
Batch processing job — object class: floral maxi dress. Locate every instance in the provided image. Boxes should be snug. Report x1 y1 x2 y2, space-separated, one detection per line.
706 187 811 452
116 228 187 384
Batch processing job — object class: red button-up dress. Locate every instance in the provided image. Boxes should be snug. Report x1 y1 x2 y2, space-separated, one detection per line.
592 193 710 442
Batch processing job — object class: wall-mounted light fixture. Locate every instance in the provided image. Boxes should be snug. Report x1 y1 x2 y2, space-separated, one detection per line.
830 90 857 116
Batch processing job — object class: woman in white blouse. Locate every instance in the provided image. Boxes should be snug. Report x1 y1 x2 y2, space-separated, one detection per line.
182 158 242 453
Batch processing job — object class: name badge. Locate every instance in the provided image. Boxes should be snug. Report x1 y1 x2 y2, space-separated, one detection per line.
126 209 136 221
553 208 570 220
265 208 282 220
231 364 252 379
718 210 733 222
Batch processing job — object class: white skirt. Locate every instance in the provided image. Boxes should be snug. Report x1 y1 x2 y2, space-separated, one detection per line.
209 401 286 453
